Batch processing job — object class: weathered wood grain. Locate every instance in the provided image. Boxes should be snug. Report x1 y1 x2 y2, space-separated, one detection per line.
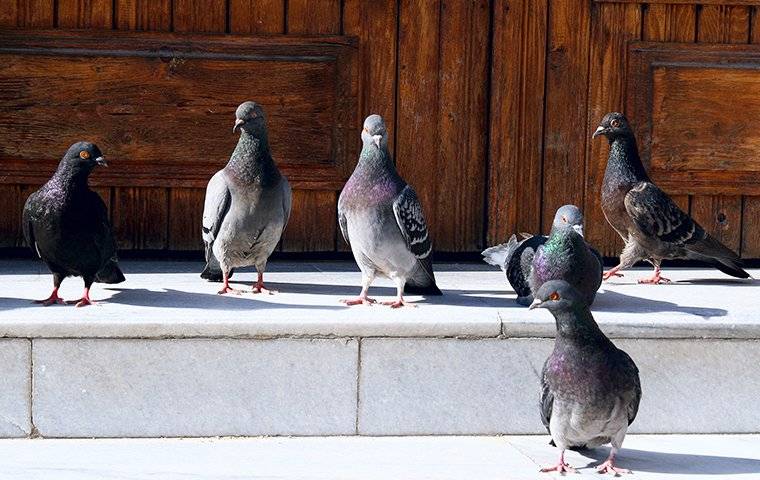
229 0 284 34
586 2 642 257
115 0 171 30
57 0 113 28
112 187 169 249
172 0 226 32
287 0 341 34
542 0 590 233
167 188 204 250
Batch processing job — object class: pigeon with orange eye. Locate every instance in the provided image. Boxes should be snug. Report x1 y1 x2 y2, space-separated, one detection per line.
530 280 641 476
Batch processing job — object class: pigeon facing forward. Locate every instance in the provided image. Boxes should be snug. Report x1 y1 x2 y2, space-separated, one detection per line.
338 114 442 308
482 205 599 306
529 206 603 306
23 142 125 307
532 280 641 475
201 101 292 294
593 112 749 283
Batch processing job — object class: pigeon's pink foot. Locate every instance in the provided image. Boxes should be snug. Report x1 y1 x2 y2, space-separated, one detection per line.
596 459 631 475
638 267 670 284
341 296 376 306
66 288 95 308
603 268 624 281
34 289 64 306
217 285 243 295
381 299 416 309
252 284 277 295
539 462 577 474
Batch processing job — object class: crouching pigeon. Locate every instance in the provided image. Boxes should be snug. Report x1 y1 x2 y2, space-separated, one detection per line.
593 112 749 283
338 114 442 308
201 101 291 294
532 280 641 475
23 142 124 307
482 205 601 306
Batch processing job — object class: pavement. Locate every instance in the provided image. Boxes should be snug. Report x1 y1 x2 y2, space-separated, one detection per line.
0 435 758 479
0 260 757 339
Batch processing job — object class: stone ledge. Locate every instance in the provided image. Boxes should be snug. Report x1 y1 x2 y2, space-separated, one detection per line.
0 260 757 339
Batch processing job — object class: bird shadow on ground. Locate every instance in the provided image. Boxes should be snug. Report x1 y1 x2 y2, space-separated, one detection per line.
577 447 760 475
671 278 760 286
593 290 727 318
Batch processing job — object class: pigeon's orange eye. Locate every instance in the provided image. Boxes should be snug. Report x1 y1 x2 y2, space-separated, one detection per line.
610 119 620 128
549 292 560 301
79 151 90 160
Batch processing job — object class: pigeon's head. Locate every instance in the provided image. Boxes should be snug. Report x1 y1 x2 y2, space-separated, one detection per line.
551 204 584 237
233 101 267 134
361 114 388 150
529 280 586 313
61 141 107 174
592 112 633 141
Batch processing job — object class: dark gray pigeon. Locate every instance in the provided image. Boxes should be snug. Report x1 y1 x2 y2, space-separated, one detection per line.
338 114 442 308
529 207 603 306
532 280 641 475
201 101 291 294
23 141 124 307
593 112 749 283
482 205 600 306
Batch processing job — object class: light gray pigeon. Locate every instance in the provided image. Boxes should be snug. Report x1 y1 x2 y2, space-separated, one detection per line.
532 280 641 475
338 114 442 308
593 112 749 283
201 101 291 294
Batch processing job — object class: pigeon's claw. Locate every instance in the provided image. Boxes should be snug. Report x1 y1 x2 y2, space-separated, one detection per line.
603 267 624 281
34 290 65 306
539 462 577 474
638 266 670 284
218 286 243 295
340 296 376 306
596 459 631 475
381 298 416 309
67 288 95 307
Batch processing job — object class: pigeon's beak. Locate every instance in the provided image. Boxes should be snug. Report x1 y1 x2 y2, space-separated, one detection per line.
95 156 108 167
233 118 245 133
572 224 584 237
528 298 543 310
592 125 606 139
372 134 382 149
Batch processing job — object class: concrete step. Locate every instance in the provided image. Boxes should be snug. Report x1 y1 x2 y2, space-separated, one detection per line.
0 260 758 438
1 435 759 479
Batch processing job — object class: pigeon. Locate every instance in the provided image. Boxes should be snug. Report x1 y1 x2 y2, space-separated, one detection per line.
593 112 749 283
531 280 641 475
529 207 603 306
482 205 600 306
201 101 292 294
23 141 125 307
338 114 442 308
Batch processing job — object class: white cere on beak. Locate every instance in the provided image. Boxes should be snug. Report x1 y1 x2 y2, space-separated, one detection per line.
528 298 542 310
372 134 382 148
572 224 584 237
592 125 605 138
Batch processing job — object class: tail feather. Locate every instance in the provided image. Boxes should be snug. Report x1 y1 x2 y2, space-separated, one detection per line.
481 234 520 272
95 260 125 284
688 234 750 279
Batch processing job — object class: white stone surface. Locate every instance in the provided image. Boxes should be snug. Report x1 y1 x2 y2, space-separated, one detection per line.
0 340 30 437
0 260 757 339
0 435 759 479
359 338 553 435
32 338 358 437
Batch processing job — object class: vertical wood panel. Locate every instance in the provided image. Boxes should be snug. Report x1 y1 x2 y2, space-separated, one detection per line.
692 4 749 254
115 0 171 30
487 0 548 244
3 0 55 27
395 0 441 246
542 0 591 233
435 0 489 251
173 0 226 32
642 3 695 214
167 188 204 250
744 7 760 257
112 187 169 249
586 2 641 256
0 186 24 248
229 0 285 33
280 0 342 252
57 0 113 28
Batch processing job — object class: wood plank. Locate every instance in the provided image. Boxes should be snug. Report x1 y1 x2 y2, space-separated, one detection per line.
395 0 442 247
433 0 489 251
692 4 749 255
8 0 55 28
281 190 337 252
167 188 205 250
112 187 169 249
0 186 24 248
172 0 226 32
57 0 113 28
287 0 341 34
541 0 590 233
642 3 695 213
741 196 760 257
586 2 641 257
115 0 171 30
596 0 760 5
229 0 285 34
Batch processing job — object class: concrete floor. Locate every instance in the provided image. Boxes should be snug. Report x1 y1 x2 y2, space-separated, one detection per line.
0 435 758 479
